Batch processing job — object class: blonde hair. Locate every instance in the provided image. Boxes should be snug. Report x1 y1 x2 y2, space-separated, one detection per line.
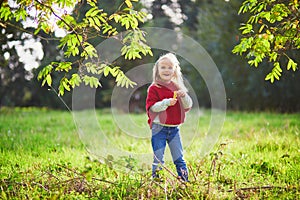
152 53 188 92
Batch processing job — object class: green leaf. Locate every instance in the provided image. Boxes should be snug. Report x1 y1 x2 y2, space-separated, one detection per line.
15 8 27 22
148 49 153 56
104 66 111 77
274 63 282 77
116 72 123 83
71 47 79 56
81 42 98 59
59 84 65 96
38 65 53 81
88 17 95 27
41 22 52 34
294 37 300 48
93 16 101 28
34 27 41 35
87 0 97 7
110 67 120 77
112 14 122 23
121 45 128 56
62 15 76 27
121 77 127 87
269 52 278 62
55 62 72 72
62 78 71 91
114 70 136 88
83 75 101 88
265 72 275 83
125 0 133 8
258 24 265 33
85 63 97 74
232 37 253 55
274 62 281 71
0 5 12 21
46 74 52 86
240 24 253 34
265 62 282 83
287 58 297 71
125 20 130 30
238 4 246 15
86 7 99 17
273 71 279 80
264 12 271 21
69 74 82 88
265 73 272 81
134 51 142 59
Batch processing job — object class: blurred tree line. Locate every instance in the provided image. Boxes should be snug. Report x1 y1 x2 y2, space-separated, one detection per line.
1 0 299 112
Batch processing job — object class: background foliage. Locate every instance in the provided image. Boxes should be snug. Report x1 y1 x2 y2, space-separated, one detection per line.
0 0 299 112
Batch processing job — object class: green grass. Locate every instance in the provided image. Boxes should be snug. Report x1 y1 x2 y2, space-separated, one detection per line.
0 107 299 199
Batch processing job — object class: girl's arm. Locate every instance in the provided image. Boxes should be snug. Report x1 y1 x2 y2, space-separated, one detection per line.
176 90 193 109
151 98 175 112
180 94 193 109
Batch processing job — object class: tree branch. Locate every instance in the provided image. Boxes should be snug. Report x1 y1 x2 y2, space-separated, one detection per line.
5 21 60 41
34 0 87 54
227 185 286 193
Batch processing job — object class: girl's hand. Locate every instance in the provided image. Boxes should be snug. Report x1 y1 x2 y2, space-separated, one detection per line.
176 90 186 98
168 98 177 106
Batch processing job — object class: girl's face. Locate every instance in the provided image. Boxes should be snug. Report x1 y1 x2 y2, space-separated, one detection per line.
157 58 175 83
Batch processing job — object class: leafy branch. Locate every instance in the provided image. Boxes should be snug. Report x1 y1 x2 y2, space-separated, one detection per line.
0 0 152 95
233 0 299 82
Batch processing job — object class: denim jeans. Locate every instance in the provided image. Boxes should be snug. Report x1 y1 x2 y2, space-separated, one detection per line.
151 123 188 181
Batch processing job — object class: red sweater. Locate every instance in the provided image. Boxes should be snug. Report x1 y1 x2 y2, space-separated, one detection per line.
146 81 189 128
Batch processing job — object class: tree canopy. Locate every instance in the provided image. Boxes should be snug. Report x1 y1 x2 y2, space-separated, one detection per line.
233 0 299 82
0 0 152 96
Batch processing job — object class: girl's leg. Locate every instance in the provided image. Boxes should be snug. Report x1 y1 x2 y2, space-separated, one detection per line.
168 128 189 181
151 124 167 178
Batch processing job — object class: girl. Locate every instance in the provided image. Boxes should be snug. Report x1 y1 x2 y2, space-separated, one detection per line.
146 53 192 181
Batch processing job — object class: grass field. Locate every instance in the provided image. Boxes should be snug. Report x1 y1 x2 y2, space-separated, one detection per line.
0 107 299 199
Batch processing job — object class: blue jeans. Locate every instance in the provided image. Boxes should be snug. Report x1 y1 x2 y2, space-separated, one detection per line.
151 123 188 181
